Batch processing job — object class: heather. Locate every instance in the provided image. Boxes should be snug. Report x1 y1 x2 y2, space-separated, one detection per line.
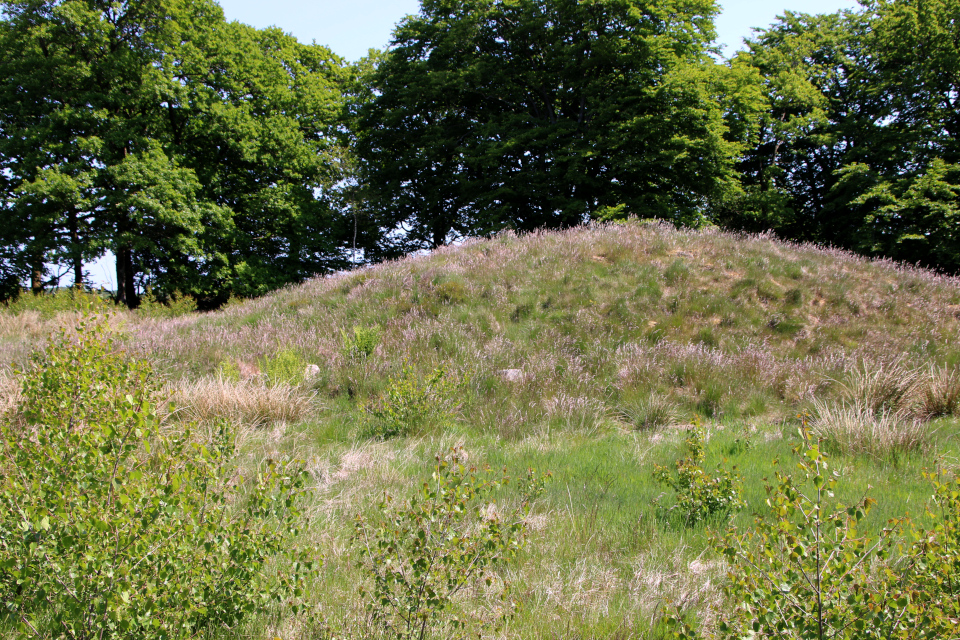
2 222 960 638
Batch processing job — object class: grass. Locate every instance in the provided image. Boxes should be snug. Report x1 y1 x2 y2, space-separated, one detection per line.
4 220 960 638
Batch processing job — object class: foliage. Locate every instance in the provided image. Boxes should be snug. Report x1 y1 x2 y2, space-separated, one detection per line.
0 0 352 305
0 287 113 318
0 315 315 638
361 363 459 440
669 427 907 639
891 470 960 638
653 422 744 527
355 0 740 251
720 2 960 273
259 347 309 387
341 325 381 360
353 447 547 640
135 291 198 319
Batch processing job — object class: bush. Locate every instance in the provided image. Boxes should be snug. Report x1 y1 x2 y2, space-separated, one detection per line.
669 427 906 639
136 291 198 318
0 315 315 639
2 287 114 318
361 363 459 440
653 422 743 527
259 347 308 386
353 448 547 640
341 325 381 360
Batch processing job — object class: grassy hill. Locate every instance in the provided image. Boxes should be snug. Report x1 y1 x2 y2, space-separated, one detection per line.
3 220 960 638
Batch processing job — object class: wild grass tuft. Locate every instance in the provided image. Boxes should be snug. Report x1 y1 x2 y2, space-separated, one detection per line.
168 376 314 427
836 358 922 416
616 393 681 431
916 365 960 419
810 399 930 457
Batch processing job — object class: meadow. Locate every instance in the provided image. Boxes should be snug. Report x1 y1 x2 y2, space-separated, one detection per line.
3 220 960 639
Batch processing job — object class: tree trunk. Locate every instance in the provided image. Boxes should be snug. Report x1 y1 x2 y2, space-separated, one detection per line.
69 209 83 288
31 262 44 295
115 245 138 308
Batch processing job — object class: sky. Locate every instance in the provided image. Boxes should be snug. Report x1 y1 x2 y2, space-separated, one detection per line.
214 0 861 61
84 0 860 289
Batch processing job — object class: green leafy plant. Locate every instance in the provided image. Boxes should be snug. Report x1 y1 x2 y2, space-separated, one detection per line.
353 448 547 640
0 314 315 639
669 426 906 639
653 421 743 527
135 290 198 318
361 363 459 440
341 325 381 359
259 347 307 386
886 470 960 639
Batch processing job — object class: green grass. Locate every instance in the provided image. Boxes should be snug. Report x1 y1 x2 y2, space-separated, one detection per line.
4 221 960 638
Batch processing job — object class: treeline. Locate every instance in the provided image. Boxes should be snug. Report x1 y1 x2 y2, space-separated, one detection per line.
2 0 958 307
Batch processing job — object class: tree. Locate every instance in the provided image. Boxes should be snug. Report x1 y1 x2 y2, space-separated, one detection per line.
0 0 352 306
355 0 741 251
718 1 960 273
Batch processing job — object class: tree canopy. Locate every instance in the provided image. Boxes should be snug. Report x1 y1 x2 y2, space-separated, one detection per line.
0 0 353 306
355 0 744 252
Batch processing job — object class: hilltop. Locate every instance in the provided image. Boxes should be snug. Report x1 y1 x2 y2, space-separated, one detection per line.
2 221 960 638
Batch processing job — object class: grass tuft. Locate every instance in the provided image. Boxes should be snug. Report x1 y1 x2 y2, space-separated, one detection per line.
167 376 314 427
616 393 681 431
810 399 930 457
917 365 960 419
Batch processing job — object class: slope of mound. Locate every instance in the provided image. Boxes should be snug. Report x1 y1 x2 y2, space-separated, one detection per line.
5 221 960 639
131 220 959 427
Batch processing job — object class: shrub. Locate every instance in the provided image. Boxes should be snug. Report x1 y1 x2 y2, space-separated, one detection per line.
2 287 113 318
653 422 743 527
341 325 381 360
136 291 198 318
893 470 960 638
0 315 315 639
667 427 960 640
259 347 307 386
361 363 459 440
353 448 547 640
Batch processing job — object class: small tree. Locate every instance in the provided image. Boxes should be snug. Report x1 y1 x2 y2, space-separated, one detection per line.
653 422 744 528
0 314 315 639
354 448 547 640
669 427 906 639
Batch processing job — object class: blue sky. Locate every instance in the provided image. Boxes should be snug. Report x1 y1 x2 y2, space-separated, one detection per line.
85 0 861 288
215 0 861 61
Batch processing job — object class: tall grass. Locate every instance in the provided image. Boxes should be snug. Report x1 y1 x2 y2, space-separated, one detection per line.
4 222 960 639
167 376 315 427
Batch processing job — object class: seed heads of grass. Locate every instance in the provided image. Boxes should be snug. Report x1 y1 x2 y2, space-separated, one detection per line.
616 393 681 431
168 376 314 428
810 399 930 457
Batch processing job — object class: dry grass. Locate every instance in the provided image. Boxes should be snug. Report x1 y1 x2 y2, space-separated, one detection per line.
836 358 922 416
0 370 20 416
916 365 960 419
810 399 930 457
166 376 315 428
